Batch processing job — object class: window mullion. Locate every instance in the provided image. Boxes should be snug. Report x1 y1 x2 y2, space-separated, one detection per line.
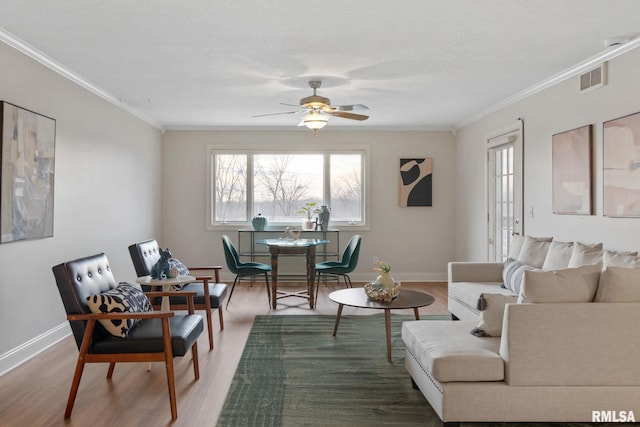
246 153 254 220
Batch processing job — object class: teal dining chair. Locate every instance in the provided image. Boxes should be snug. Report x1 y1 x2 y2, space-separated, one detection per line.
222 235 272 308
315 235 362 299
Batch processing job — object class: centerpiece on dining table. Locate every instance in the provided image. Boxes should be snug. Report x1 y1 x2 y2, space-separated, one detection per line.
364 260 401 302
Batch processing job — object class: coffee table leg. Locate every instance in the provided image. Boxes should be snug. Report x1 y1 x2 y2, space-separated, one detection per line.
332 304 344 336
385 309 392 363
414 307 420 320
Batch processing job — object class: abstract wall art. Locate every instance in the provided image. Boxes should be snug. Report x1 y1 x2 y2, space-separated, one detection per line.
399 158 432 207
0 102 56 243
603 111 640 217
551 124 593 215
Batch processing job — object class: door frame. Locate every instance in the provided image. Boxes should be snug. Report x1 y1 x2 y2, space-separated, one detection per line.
486 119 524 261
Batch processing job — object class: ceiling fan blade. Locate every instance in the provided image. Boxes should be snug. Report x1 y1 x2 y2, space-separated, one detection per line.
331 104 369 111
329 111 369 121
252 110 298 118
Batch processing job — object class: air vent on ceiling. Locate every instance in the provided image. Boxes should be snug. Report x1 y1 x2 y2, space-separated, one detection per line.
579 63 607 93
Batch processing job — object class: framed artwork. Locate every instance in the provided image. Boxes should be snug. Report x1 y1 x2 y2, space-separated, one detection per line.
0 102 56 243
399 158 432 207
551 124 593 215
603 111 640 217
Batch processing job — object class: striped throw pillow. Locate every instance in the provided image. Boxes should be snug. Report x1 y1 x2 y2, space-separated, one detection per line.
502 258 537 294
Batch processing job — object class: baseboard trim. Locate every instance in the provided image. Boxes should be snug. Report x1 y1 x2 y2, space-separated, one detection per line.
0 322 71 376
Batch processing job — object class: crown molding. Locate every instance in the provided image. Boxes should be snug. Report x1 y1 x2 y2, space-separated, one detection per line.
455 38 640 130
0 28 162 130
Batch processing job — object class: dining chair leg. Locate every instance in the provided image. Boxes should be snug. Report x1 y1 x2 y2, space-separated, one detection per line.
345 274 353 288
225 276 240 308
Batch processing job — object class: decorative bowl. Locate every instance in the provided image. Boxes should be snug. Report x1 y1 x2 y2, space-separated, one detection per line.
364 281 401 302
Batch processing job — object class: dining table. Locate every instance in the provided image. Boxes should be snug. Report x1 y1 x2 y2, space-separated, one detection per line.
256 238 329 308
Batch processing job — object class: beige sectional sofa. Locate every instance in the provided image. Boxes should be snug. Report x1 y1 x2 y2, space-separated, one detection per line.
402 236 640 425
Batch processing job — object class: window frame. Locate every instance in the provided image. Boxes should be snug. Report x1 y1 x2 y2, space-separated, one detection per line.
206 144 371 231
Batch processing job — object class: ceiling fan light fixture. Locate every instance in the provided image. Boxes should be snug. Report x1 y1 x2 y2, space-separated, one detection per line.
303 111 329 131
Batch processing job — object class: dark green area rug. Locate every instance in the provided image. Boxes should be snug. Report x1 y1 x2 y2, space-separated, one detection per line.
217 314 633 427
217 314 446 427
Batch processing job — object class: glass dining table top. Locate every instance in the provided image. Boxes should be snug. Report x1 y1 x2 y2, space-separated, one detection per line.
255 238 329 247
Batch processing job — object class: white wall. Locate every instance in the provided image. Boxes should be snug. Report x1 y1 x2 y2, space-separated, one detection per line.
0 43 162 373
161 130 457 283
455 46 640 261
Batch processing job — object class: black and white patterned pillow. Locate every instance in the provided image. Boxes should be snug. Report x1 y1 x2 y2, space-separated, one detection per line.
168 258 190 290
502 258 537 294
86 282 153 337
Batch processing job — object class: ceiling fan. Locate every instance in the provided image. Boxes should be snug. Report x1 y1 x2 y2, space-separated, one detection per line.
253 80 369 135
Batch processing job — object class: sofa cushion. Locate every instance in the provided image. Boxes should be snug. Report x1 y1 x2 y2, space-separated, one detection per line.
402 320 503 382
603 249 640 267
507 234 525 259
515 235 552 268
567 241 603 267
471 293 518 337
86 282 153 337
595 266 640 302
541 240 573 270
502 258 537 294
518 264 601 303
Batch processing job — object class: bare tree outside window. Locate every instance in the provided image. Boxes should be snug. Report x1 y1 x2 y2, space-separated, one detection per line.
331 154 362 221
215 154 247 222
254 154 322 221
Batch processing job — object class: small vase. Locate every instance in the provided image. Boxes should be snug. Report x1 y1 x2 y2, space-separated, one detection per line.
375 272 396 290
318 205 331 230
252 213 267 231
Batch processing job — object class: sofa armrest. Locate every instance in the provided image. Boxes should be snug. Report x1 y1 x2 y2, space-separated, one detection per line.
500 302 640 386
448 261 503 283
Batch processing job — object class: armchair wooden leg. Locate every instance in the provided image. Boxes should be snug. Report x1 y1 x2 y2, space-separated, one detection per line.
218 307 224 331
65 319 95 419
206 310 214 351
161 318 178 421
65 357 86 419
191 342 200 380
106 362 116 379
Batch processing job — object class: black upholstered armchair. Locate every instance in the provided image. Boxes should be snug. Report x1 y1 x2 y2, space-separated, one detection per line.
52 253 203 420
128 239 227 350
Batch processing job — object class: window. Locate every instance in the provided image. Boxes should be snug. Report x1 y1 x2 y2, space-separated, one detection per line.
207 145 369 229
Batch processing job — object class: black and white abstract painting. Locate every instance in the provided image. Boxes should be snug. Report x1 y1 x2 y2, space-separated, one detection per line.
399 158 432 207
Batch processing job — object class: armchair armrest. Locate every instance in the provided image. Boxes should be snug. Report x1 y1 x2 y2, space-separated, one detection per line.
68 311 174 321
448 261 503 283
188 266 222 283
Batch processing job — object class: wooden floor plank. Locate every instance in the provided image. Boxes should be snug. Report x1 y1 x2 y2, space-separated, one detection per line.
0 282 449 427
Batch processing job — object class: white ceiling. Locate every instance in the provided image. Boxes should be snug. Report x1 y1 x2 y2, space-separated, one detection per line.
1 0 640 131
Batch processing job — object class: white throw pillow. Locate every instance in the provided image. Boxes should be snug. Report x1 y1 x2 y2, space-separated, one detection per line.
541 240 574 270
508 235 525 260
595 266 640 302
471 293 518 337
603 250 640 268
567 241 603 267
518 264 602 303
516 235 553 268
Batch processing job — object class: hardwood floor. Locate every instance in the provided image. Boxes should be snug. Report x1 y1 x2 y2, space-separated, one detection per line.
0 282 449 427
